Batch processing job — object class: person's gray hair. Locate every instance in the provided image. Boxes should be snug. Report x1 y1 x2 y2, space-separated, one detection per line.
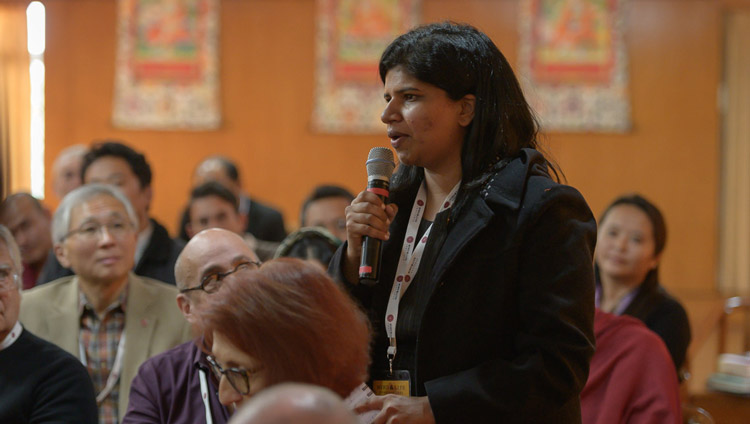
52 184 139 243
0 225 23 288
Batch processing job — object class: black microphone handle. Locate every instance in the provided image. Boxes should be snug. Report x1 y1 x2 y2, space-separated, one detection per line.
359 178 390 286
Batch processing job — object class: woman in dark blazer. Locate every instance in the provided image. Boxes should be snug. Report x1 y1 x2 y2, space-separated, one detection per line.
332 22 596 423
595 194 691 373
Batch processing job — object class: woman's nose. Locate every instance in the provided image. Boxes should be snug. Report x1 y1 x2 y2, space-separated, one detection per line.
381 101 400 124
217 375 243 407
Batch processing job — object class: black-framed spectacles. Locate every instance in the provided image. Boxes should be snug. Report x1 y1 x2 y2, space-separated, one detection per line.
206 355 261 396
180 261 261 294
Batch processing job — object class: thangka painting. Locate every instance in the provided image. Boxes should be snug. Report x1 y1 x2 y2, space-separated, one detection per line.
312 0 421 134
518 0 630 132
112 0 220 130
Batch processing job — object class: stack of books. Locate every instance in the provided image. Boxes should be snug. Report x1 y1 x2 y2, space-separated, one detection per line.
707 353 750 395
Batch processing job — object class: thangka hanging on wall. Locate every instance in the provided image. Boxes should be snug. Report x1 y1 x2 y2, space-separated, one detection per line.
112 0 220 130
312 0 420 134
518 0 630 132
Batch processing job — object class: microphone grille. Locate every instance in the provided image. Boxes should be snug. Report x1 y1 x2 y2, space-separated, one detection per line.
366 147 396 180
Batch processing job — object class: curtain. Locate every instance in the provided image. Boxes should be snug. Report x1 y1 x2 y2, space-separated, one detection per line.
0 2 30 198
718 11 750 296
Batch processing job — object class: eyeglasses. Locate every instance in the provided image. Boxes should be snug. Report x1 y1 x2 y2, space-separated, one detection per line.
62 219 134 242
207 355 262 395
179 261 261 294
0 266 19 292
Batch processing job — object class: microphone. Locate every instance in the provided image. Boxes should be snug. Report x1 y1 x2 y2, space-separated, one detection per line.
359 147 396 286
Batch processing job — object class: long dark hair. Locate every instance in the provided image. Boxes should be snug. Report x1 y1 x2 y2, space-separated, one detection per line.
379 22 555 217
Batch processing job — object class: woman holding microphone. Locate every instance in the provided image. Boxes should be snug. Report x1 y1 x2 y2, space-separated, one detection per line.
331 22 597 423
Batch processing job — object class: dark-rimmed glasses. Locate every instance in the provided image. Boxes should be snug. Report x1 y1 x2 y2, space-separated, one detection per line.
207 355 262 395
179 261 261 294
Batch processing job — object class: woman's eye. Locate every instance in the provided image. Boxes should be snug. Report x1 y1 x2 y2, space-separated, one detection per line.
404 94 416 101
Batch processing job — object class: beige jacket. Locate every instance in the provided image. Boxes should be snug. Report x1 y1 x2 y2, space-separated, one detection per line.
19 273 191 422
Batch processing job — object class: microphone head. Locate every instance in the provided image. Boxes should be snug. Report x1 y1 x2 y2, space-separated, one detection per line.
366 147 396 182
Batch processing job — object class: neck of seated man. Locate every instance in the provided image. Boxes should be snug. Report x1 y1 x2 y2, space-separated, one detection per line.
78 274 130 316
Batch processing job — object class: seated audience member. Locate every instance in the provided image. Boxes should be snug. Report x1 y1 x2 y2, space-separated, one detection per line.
191 155 286 242
581 309 682 424
228 383 357 424
52 144 88 200
0 225 98 423
19 184 191 424
595 194 691 373
0 193 52 289
39 141 184 285
274 227 341 270
185 182 277 261
299 185 354 242
202 258 370 411
123 228 261 424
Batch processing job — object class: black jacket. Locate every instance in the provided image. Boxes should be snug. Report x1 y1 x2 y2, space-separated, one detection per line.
38 218 183 285
243 196 287 243
621 273 691 372
331 149 597 423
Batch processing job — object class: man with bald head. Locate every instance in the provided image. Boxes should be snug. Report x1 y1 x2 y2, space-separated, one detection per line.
228 383 357 424
0 193 52 289
123 228 261 424
51 144 88 200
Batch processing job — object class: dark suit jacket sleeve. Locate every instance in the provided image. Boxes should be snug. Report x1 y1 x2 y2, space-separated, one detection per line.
31 349 98 424
122 359 162 424
425 185 596 422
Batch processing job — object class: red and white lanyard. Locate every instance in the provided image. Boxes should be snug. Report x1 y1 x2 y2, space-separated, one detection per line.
80 333 127 405
384 181 459 373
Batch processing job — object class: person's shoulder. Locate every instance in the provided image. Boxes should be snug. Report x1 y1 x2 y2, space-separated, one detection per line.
598 310 670 353
137 340 197 373
24 275 75 293
149 218 183 251
483 149 590 218
22 275 76 303
21 328 88 375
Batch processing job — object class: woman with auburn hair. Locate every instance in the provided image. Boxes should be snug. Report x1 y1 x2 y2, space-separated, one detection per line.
200 258 371 409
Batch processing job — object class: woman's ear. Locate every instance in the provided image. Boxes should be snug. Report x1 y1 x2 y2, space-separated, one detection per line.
649 253 662 270
458 94 476 127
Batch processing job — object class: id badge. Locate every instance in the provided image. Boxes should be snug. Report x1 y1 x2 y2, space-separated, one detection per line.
371 369 411 396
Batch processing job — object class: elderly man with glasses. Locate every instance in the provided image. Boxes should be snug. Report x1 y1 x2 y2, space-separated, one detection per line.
123 228 261 424
0 225 98 423
19 184 190 424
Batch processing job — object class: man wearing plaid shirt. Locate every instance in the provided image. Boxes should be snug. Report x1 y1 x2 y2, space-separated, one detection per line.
20 184 191 423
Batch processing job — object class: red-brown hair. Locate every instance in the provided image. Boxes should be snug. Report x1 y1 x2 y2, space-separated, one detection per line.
201 258 371 398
